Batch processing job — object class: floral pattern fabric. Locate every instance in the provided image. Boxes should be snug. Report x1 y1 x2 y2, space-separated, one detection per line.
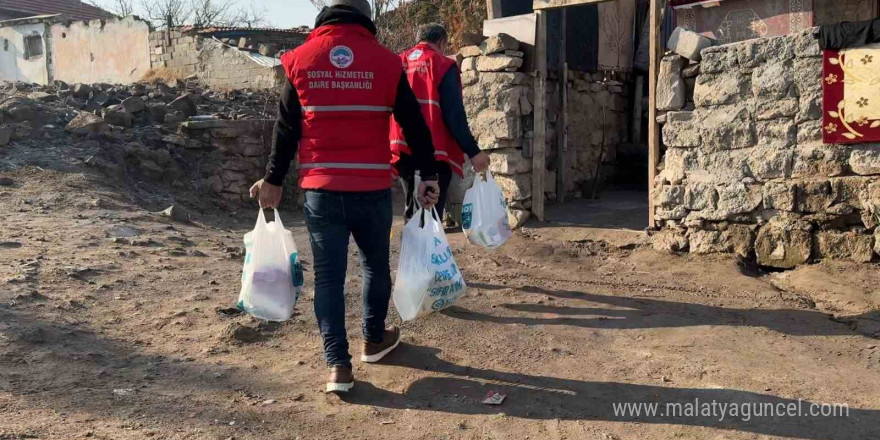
823 44 880 143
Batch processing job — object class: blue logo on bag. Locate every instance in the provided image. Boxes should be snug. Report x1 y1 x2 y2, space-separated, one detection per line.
461 203 473 229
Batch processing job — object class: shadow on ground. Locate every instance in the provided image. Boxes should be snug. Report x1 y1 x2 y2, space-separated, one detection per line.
452 284 867 337
344 343 878 440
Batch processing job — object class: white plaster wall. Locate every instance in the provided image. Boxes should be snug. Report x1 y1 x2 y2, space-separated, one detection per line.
50 16 151 84
0 23 50 84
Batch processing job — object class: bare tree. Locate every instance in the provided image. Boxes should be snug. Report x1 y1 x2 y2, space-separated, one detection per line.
600 1 630 69
230 2 270 28
190 0 237 27
307 0 399 23
111 0 135 16
141 0 190 28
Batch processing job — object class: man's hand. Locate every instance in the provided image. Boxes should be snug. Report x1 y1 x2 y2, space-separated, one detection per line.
470 152 490 173
249 179 283 209
418 180 440 208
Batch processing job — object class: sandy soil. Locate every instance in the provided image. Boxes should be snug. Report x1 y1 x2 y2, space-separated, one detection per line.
1 166 879 440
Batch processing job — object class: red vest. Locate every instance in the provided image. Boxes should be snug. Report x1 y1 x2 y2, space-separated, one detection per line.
282 24 402 191
390 43 466 176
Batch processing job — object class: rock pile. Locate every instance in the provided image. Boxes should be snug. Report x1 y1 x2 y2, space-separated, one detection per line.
653 29 880 267
0 79 279 206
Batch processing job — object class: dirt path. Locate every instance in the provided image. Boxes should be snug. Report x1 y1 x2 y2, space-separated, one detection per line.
1 167 879 440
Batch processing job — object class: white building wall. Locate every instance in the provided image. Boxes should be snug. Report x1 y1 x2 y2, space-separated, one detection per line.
0 23 50 84
50 16 151 84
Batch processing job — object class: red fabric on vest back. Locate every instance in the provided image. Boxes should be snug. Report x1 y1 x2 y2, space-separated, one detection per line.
389 43 465 176
283 24 402 191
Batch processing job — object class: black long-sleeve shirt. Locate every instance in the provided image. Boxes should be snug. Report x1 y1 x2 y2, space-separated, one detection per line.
264 74 437 186
437 68 481 159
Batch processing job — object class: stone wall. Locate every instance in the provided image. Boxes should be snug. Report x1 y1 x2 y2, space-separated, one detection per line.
457 34 533 228
653 29 880 267
148 30 297 90
553 72 631 200
176 119 296 206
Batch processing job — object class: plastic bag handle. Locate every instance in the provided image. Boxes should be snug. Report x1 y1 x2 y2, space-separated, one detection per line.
273 209 285 230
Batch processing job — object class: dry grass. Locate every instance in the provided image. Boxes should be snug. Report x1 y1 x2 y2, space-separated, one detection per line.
141 68 184 84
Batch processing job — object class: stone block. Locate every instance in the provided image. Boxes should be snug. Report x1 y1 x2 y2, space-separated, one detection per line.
736 38 768 68
657 55 686 111
476 54 523 72
814 231 874 263
655 206 688 220
653 229 689 252
102 107 133 128
721 224 757 258
715 183 763 218
792 144 848 178
472 111 519 147
749 146 793 181
693 71 750 107
662 121 701 148
850 146 880 175
658 148 696 184
700 45 737 74
797 120 823 147
461 70 479 87
508 209 530 229
763 181 797 211
480 33 520 55
488 148 531 175
752 60 794 99
121 96 146 113
756 119 797 149
494 172 531 201
667 27 713 61
796 180 834 213
65 112 108 135
755 218 812 268
793 30 822 58
700 105 756 151
796 92 822 123
461 57 477 72
654 185 684 208
688 230 724 254
793 57 823 97
755 98 799 121
685 183 718 211
682 63 700 78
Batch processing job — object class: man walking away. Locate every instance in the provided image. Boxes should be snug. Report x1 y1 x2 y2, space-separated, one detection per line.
391 23 490 221
249 0 440 394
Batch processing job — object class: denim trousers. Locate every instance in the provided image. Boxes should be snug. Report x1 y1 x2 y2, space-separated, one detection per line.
303 189 393 368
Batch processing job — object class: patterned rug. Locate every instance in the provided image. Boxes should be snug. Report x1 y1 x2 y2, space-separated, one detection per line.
823 43 880 144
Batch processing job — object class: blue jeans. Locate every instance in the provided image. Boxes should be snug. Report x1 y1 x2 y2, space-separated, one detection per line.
303 189 393 369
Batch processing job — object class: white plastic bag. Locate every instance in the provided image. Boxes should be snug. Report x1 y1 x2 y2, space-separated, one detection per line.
462 171 512 249
237 209 303 321
393 207 467 321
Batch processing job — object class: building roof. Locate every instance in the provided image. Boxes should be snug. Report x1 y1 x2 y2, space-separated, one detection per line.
0 0 113 21
179 25 311 35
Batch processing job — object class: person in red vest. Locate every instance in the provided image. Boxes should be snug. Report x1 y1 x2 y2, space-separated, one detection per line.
249 0 440 394
390 23 490 221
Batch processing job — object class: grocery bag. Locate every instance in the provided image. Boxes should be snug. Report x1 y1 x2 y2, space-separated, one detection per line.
237 209 303 321
462 171 512 249
393 207 467 321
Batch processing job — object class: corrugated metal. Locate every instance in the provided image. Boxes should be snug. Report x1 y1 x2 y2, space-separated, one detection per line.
182 25 309 35
211 37 281 67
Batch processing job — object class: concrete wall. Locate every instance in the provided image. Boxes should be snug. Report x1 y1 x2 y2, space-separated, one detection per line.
50 16 151 84
653 30 880 267
0 23 49 84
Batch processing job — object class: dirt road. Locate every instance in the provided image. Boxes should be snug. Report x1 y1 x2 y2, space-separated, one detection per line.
1 167 879 440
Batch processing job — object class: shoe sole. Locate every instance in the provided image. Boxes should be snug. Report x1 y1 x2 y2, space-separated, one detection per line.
360 334 401 363
326 381 354 393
